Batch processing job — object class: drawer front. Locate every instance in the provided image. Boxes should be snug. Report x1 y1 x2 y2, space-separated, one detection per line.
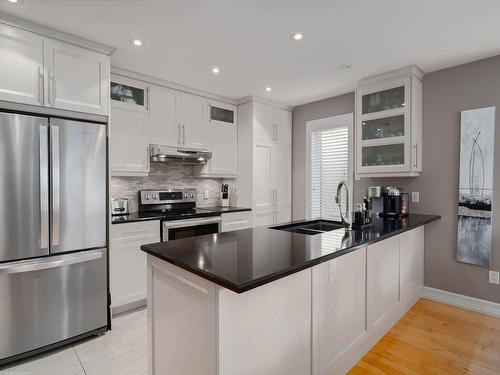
221 211 253 232
111 220 161 241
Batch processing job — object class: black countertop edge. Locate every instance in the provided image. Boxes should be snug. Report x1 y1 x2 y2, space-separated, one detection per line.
142 243 367 294
141 214 440 294
201 206 252 214
111 212 162 224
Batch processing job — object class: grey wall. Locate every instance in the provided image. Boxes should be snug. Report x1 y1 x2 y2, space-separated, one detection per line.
292 55 500 303
292 93 355 220
412 56 500 303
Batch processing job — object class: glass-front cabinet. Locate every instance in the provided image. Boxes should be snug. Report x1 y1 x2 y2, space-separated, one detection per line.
355 66 423 177
110 74 149 112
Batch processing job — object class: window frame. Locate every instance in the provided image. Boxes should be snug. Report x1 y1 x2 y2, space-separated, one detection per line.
305 113 354 220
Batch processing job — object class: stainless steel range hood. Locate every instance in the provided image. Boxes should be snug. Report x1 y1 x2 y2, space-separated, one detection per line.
149 144 212 165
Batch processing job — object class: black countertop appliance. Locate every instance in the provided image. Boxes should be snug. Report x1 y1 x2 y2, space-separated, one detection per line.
383 187 409 218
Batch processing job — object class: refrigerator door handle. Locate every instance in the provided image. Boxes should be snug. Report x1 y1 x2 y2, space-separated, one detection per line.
0 249 103 275
39 124 49 250
51 125 60 246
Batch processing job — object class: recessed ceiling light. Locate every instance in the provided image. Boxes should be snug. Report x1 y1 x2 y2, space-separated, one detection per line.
131 39 144 47
8 0 19 3
265 87 272 93
291 33 304 41
341 64 352 69
212 67 220 75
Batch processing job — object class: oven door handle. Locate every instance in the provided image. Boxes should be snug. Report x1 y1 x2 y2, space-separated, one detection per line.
163 216 222 229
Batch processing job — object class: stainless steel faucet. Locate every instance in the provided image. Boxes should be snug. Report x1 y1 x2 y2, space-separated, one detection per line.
335 181 352 230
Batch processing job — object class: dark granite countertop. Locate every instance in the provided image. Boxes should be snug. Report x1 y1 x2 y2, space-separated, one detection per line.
201 206 252 214
111 212 163 224
141 214 440 293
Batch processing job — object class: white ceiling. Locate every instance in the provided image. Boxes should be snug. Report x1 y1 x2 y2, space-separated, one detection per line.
2 0 500 106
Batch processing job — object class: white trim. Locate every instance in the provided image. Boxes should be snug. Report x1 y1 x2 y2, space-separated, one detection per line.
0 12 115 55
111 66 238 106
305 113 354 220
236 95 293 112
422 286 500 318
356 64 425 86
0 100 108 123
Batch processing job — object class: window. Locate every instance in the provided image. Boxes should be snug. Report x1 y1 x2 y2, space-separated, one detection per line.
307 114 353 221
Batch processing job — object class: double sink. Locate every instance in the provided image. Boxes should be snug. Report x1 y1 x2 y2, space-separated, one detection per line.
272 219 345 235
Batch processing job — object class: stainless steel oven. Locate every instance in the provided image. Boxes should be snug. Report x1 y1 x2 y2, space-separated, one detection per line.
162 216 221 241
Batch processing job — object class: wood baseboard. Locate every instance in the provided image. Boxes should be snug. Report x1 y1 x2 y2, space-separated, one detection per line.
422 286 500 318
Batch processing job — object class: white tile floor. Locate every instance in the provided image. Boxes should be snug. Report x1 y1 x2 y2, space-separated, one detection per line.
0 308 148 375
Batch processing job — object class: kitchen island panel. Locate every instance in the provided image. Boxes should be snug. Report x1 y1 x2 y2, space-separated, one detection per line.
218 269 312 375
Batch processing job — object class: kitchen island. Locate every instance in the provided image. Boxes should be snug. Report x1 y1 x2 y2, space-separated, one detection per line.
142 214 439 375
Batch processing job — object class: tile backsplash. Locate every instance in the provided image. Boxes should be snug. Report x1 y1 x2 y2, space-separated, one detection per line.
111 162 223 212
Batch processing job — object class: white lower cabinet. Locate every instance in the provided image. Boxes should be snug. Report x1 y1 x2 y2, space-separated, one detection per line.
312 248 367 375
276 207 292 224
367 236 400 330
253 209 274 227
110 220 160 313
221 211 252 232
400 226 424 302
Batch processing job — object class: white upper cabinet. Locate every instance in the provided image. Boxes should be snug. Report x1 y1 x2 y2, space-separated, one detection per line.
355 65 423 178
110 105 149 175
254 102 275 143
177 92 206 149
110 75 149 112
275 108 292 145
0 24 43 106
253 102 292 145
149 84 179 146
200 100 238 177
44 38 110 115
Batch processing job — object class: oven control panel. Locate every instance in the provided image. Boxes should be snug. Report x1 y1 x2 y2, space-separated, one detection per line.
140 189 197 205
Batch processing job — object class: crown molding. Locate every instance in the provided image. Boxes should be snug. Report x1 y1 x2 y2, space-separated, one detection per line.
111 66 238 106
236 95 293 112
0 11 115 55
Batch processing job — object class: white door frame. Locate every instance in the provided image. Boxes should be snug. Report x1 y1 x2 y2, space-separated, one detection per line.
305 113 354 220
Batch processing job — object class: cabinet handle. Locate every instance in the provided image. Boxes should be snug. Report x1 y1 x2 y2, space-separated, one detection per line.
274 124 278 143
47 69 54 105
182 124 186 145
413 143 418 169
177 124 181 144
38 66 44 104
208 102 212 122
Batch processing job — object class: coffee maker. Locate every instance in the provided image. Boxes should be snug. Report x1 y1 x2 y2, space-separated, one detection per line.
383 187 409 218
367 186 409 219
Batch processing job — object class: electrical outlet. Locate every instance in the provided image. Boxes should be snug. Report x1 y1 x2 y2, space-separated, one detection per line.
411 191 420 203
489 270 500 285
204 190 209 199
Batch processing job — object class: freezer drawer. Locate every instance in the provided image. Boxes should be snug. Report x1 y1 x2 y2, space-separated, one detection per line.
0 249 107 361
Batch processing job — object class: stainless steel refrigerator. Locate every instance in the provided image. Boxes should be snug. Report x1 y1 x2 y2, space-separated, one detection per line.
0 112 108 364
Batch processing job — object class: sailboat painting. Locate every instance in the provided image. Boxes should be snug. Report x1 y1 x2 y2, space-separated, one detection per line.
457 107 495 267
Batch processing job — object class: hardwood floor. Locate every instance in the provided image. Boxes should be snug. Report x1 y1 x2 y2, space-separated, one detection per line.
349 298 500 375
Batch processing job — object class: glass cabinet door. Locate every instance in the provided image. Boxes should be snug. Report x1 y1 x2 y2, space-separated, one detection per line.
362 115 404 140
361 144 405 167
357 79 410 172
111 82 145 106
362 86 404 114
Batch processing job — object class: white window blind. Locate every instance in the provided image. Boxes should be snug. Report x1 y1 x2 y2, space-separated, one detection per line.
310 126 349 221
